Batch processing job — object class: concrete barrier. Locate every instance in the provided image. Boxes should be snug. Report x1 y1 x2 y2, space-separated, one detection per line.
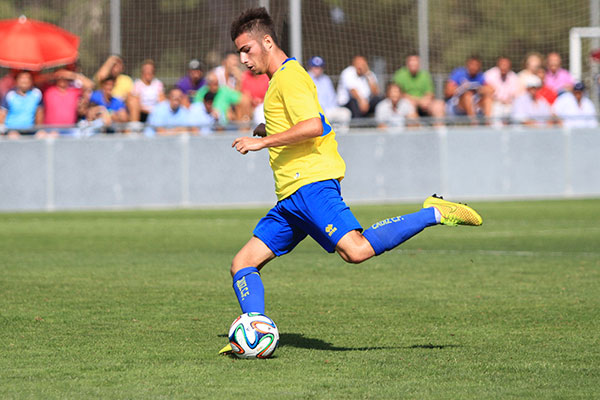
1 127 598 211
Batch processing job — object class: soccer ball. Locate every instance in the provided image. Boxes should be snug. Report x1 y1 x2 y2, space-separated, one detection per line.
228 312 279 359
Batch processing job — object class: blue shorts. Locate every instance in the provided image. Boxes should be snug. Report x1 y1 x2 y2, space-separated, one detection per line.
253 179 362 255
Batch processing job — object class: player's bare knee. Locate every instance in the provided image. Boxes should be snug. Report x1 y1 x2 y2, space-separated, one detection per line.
339 247 370 264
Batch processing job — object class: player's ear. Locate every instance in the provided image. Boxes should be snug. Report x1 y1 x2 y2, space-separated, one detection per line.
262 34 274 51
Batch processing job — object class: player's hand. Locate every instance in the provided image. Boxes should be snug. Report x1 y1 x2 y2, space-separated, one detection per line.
232 136 265 154
253 123 266 137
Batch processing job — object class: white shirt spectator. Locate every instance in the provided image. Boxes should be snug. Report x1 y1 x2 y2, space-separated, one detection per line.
552 92 598 128
133 78 164 112
511 93 552 125
375 98 415 128
336 66 378 106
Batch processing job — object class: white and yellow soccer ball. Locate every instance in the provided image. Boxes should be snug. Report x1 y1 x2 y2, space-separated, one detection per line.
228 313 279 359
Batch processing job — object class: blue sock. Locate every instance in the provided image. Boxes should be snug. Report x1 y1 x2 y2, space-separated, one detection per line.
232 267 265 314
363 208 438 256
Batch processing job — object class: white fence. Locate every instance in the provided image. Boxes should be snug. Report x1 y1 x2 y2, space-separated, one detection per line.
1 127 599 211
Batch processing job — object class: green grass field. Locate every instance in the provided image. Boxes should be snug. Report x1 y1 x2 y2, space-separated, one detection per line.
1 199 599 399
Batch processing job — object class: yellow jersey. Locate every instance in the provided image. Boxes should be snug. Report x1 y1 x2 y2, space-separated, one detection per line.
263 58 346 200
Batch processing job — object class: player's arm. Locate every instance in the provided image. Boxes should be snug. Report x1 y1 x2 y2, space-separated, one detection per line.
232 117 322 155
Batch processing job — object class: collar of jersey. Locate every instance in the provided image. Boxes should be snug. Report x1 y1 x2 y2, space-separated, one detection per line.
275 57 296 75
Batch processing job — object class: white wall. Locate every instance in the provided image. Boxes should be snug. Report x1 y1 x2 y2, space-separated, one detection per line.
1 127 599 211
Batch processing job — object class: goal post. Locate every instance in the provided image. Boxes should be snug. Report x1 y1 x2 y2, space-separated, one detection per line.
569 27 600 81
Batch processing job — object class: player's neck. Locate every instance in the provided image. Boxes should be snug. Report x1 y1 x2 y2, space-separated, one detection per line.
266 49 289 79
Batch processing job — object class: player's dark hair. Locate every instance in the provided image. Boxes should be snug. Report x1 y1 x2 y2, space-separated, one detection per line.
230 7 279 46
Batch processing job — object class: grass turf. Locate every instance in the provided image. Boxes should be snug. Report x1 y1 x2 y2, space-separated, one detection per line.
1 199 599 399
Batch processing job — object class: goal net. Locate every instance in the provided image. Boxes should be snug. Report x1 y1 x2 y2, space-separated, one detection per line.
0 0 595 97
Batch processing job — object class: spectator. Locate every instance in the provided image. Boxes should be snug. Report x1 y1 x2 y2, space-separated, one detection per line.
89 77 128 126
94 55 134 102
43 69 94 135
175 59 206 106
215 52 243 90
518 52 543 94
552 82 598 128
0 70 44 137
393 54 444 122
534 67 558 105
189 91 217 135
240 68 269 125
94 55 138 121
511 75 552 126
544 52 574 95
444 55 493 122
0 69 18 103
375 82 418 129
146 87 191 136
484 56 521 122
193 71 248 125
306 56 351 131
132 59 165 122
337 55 383 118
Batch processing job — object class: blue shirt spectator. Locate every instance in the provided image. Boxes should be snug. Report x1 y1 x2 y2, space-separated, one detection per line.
146 87 193 136
447 67 485 92
90 90 126 113
444 56 493 119
189 92 216 135
0 71 43 132
2 87 42 130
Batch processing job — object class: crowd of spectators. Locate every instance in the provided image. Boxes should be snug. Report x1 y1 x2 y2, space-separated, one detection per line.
0 50 598 138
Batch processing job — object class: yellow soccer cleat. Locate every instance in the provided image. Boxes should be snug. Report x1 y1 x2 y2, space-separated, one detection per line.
423 194 483 226
219 343 233 355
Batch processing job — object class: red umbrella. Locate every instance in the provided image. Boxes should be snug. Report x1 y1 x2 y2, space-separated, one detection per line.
0 15 80 71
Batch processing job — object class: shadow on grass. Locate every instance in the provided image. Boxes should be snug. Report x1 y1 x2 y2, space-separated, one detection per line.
219 333 460 352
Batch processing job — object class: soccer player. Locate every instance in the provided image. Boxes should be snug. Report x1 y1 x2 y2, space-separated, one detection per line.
220 8 483 354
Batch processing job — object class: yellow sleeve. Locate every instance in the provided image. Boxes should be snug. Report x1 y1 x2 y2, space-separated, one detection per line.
277 69 320 125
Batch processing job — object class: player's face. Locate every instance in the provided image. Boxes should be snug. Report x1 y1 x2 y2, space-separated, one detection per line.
235 32 268 75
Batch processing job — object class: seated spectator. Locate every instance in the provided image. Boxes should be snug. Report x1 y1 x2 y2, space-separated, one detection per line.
189 91 217 135
534 67 558 105
544 52 574 95
43 69 94 135
511 75 552 126
375 82 418 129
444 55 493 122
215 52 243 90
518 52 543 94
0 70 44 137
240 67 269 125
176 59 206 106
337 55 383 118
393 54 444 122
307 56 351 131
132 59 165 122
0 69 18 103
89 77 128 126
484 56 520 123
552 82 598 128
146 87 191 136
94 55 137 120
193 71 246 125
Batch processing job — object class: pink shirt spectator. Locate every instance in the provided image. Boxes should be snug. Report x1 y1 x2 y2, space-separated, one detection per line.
133 78 164 112
484 67 521 104
241 70 269 103
544 68 574 93
43 86 81 125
